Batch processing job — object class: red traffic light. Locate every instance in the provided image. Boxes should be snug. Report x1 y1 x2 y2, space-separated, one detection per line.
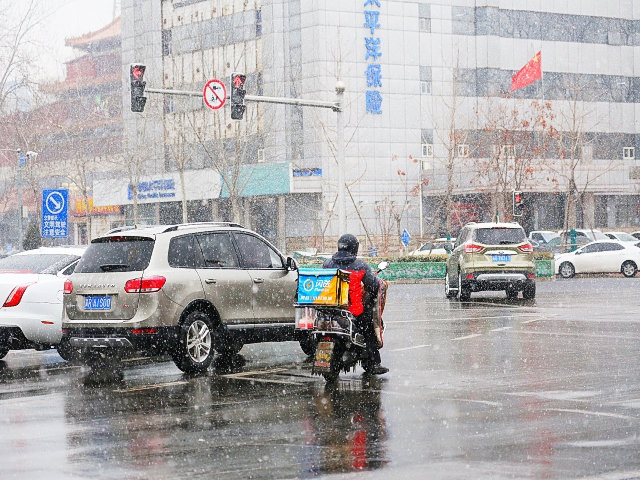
131 64 146 80
514 193 522 204
232 74 245 88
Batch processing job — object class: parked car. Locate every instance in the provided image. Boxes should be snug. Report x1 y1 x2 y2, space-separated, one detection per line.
528 230 559 245
631 232 640 241
0 246 86 360
604 232 639 242
62 222 303 374
555 240 640 278
410 238 454 256
558 229 609 242
444 222 536 300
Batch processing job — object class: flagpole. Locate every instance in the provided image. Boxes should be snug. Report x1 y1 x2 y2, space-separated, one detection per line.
540 50 544 102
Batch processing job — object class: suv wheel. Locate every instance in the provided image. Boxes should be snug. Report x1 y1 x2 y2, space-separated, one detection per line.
559 262 575 279
57 338 79 362
523 283 536 300
458 272 471 301
0 347 8 360
173 311 214 374
444 271 457 299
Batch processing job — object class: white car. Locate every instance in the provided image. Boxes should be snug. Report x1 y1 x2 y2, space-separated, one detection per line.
410 238 454 256
604 232 639 242
0 246 85 360
555 240 640 278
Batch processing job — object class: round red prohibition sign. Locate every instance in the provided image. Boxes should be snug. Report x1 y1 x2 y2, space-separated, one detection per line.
203 79 227 110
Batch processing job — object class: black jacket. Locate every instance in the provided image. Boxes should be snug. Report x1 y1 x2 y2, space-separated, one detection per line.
322 251 379 297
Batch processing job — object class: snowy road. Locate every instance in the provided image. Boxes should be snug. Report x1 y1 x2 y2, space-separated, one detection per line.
2 278 640 479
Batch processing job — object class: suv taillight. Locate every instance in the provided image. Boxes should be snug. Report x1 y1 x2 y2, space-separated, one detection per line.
464 244 483 253
63 280 73 294
124 276 166 293
3 283 35 307
518 243 534 253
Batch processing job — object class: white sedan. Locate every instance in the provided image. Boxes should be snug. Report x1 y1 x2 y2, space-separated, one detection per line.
0 246 85 360
555 240 640 278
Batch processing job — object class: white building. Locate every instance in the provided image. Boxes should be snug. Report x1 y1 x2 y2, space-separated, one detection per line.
105 0 640 251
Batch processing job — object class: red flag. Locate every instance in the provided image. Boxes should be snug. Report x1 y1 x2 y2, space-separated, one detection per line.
511 51 542 91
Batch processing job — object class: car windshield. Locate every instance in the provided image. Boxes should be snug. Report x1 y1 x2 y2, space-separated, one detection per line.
75 236 155 273
473 228 526 245
614 233 637 242
0 254 80 274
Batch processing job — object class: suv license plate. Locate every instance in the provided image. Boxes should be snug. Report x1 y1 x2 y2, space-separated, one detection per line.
84 296 112 311
492 254 511 262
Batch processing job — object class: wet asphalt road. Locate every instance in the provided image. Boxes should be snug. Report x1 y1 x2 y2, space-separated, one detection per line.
2 278 640 479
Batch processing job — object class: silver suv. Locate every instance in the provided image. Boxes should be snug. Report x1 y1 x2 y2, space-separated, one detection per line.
62 223 304 374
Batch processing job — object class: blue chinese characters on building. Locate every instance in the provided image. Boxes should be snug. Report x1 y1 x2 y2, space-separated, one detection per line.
364 0 382 114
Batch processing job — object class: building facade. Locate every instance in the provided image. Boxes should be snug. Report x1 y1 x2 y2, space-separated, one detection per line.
110 0 640 253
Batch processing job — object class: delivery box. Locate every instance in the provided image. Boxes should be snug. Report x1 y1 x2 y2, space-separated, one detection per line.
296 268 350 307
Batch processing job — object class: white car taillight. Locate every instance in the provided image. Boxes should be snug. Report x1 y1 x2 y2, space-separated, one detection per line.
3 283 36 307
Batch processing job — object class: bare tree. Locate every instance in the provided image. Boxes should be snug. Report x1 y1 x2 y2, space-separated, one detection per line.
473 97 557 221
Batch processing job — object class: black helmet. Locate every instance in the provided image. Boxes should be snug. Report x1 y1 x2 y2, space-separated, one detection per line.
337 234 359 255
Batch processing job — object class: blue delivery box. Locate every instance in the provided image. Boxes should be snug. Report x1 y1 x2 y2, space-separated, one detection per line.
297 268 350 307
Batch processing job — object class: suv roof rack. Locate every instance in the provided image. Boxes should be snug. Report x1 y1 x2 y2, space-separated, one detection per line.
161 222 245 233
105 224 165 235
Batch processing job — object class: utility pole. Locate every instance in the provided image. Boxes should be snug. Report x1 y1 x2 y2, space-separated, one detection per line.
16 149 22 250
335 81 346 235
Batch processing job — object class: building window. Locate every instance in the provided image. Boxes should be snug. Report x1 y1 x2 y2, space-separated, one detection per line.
420 81 432 95
164 97 175 114
421 143 433 158
256 9 262 37
623 147 635 160
257 148 265 163
501 144 516 158
419 3 431 32
457 144 469 158
162 30 172 56
581 145 593 161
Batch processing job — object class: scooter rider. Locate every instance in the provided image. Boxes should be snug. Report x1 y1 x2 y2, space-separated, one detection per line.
323 234 389 375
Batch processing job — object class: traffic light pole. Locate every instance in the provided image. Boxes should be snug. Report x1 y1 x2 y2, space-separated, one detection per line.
141 82 346 234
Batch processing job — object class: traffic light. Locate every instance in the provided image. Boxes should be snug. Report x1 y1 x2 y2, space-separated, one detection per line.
230 73 246 120
130 64 147 113
513 191 524 217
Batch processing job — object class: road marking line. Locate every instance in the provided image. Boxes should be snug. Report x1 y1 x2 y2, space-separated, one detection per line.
387 313 544 324
222 367 289 378
390 344 432 352
451 333 482 341
30 365 82 373
517 331 640 341
579 469 640 480
491 327 513 332
521 319 540 324
227 376 310 386
545 408 638 421
443 398 503 407
113 380 189 393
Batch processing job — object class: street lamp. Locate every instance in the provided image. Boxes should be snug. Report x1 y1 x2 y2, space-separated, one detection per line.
335 81 346 235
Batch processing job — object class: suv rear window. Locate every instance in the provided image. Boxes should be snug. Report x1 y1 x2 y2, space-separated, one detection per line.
0 254 80 274
75 236 154 273
474 228 526 245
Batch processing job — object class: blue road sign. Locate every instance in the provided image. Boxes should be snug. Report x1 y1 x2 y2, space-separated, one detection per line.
41 189 68 238
401 229 411 246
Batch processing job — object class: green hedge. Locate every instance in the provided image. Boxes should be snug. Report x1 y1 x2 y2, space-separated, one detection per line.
297 255 555 280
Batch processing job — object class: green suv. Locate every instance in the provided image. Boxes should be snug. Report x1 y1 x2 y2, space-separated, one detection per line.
444 222 536 300
61 223 306 374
